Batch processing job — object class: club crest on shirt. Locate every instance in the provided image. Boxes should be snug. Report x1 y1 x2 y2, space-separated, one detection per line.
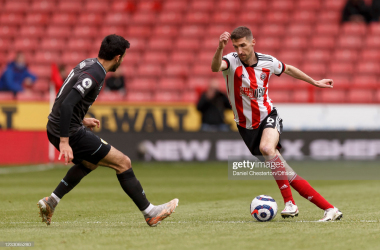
260 73 267 81
82 78 92 89
240 86 266 99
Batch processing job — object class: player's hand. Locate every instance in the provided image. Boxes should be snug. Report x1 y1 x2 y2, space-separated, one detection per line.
83 118 100 131
314 79 334 88
218 32 231 49
58 140 73 165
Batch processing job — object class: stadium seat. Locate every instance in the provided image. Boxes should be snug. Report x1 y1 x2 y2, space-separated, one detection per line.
172 51 195 63
14 38 38 51
119 64 135 76
84 1 109 13
46 26 72 38
293 11 317 23
240 13 263 25
52 13 77 25
0 13 24 25
277 51 303 66
131 12 157 25
342 23 367 35
242 0 267 11
126 38 145 52
158 12 183 24
369 23 380 35
25 13 49 25
97 91 124 102
317 10 341 23
73 26 98 38
216 1 240 11
185 12 210 24
16 91 42 101
297 0 321 10
19 26 45 39
164 64 189 77
287 24 313 36
365 36 380 48
4 1 29 12
33 79 50 93
104 12 130 26
162 0 188 12
34 51 60 64
197 51 214 63
153 91 181 102
315 23 340 36
190 0 215 11
266 11 291 24
269 90 291 103
206 25 234 37
153 25 179 37
305 50 330 63
352 75 378 89
187 77 211 90
283 37 308 49
142 52 167 64
302 62 327 75
0 92 15 101
127 26 151 38
212 12 236 24
182 91 199 103
191 64 215 77
270 76 296 90
158 78 185 90
362 49 380 61
293 89 310 103
357 62 380 75
78 13 103 26
259 24 286 37
128 78 157 92
148 38 172 51
256 37 280 51
137 64 162 77
57 1 83 13
111 1 136 12
270 0 293 11
29 65 51 79
322 0 346 11
137 1 162 12
319 89 346 103
338 35 362 49
0 25 17 39
125 91 153 102
181 25 204 37
61 51 87 65
67 39 92 52
100 26 126 38
327 75 351 89
333 49 358 61
310 36 336 49
329 63 354 75
30 0 55 13
175 38 200 51
347 89 374 103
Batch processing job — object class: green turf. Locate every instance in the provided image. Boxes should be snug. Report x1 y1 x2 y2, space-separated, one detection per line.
1 162 380 250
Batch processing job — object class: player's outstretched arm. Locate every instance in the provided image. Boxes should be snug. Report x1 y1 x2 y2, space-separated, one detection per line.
284 64 333 88
211 32 230 72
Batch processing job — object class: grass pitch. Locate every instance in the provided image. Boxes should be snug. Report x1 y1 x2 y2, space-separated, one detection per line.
1 162 380 250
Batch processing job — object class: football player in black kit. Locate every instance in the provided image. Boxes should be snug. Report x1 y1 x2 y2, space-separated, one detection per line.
38 34 178 227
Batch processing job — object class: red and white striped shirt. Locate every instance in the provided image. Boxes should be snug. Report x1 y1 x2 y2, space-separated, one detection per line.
222 52 285 129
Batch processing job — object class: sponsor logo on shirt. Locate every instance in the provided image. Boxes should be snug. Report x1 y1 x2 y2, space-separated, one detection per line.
240 86 266 99
82 78 92 89
77 85 85 94
80 61 86 69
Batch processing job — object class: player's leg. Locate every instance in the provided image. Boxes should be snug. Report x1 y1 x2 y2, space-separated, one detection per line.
96 146 178 227
259 127 298 218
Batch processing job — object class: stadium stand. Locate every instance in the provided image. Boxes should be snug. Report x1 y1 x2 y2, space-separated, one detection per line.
0 0 378 103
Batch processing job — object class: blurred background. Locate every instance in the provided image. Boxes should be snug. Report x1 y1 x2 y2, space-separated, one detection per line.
1 0 380 165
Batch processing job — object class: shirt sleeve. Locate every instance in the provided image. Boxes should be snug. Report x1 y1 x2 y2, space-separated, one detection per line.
272 56 286 77
222 53 233 72
73 66 102 97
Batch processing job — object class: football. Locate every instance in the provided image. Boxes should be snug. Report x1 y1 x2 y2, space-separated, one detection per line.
250 195 278 222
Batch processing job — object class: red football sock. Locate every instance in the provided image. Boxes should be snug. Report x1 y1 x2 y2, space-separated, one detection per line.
268 155 295 205
290 175 334 210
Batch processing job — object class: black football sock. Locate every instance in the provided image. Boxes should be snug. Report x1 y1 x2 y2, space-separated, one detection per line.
117 168 150 211
53 163 93 199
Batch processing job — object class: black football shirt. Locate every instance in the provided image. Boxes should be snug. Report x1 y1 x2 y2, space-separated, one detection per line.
47 58 106 137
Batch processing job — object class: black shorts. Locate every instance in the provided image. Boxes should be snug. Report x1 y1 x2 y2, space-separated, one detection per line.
47 127 111 165
237 108 283 156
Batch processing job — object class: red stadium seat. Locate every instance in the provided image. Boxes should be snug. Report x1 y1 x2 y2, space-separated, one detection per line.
0 13 24 25
73 26 98 38
341 23 367 35
0 92 15 101
57 1 83 13
46 26 72 38
329 63 354 75
182 91 199 103
142 52 167 64
119 64 135 76
197 51 214 63
19 26 45 39
357 62 380 75
0 39 11 52
266 11 291 24
29 65 51 79
310 36 336 49
365 36 380 48
259 24 286 37
125 91 153 102
30 0 55 13
369 23 380 35
256 37 280 51
33 79 50 93
158 12 183 24
302 62 327 75
128 78 157 91
270 76 296 90
175 38 200 51
158 78 185 90
162 1 188 12
181 25 204 37
269 90 291 103
317 11 341 23
270 0 293 11
104 13 130 26
293 11 317 23
362 49 380 61
216 1 240 11
375 90 380 103
67 39 92 52
287 24 313 36
323 0 346 11
191 64 215 77
61 52 87 65
319 89 346 103
172 51 196 63
190 1 214 11
84 1 109 13
137 1 162 12
333 49 358 61
148 38 172 51
127 26 151 38
164 64 189 77
297 0 321 10
153 91 181 102
277 51 303 66
52 13 77 26
242 0 267 11
17 91 42 101
0 25 17 38
283 37 308 49
347 89 374 103
315 23 340 36
338 35 362 49
206 25 234 37
127 38 145 52
352 75 378 89
137 64 162 77
14 38 38 51
153 25 179 37
34 51 60 64
131 12 157 25
100 26 126 38
212 12 236 24
293 89 310 103
25 13 49 25
328 75 351 89
97 91 124 102
187 77 210 90
305 50 330 63
185 12 210 24
4 1 29 12
78 13 103 26
240 13 264 25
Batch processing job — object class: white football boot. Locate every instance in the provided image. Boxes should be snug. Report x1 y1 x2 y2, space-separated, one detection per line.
319 207 343 222
281 201 299 219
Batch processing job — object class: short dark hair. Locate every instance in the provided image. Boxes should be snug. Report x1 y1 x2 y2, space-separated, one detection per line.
98 34 130 60
231 26 253 40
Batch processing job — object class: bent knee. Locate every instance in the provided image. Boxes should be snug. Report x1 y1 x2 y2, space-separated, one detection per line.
118 155 132 173
259 144 276 156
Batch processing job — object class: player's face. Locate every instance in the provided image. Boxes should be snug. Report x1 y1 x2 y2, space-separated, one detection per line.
232 37 255 63
109 52 126 72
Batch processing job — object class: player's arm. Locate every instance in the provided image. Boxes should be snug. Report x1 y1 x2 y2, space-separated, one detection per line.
284 64 333 88
83 117 100 131
211 32 231 72
59 89 82 165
